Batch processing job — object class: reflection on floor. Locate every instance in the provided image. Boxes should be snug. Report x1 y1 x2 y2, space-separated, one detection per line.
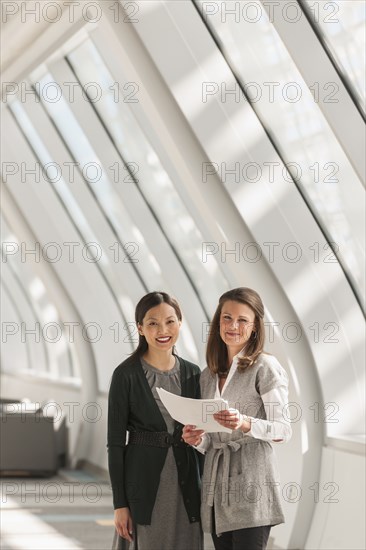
1 469 115 550
1 469 280 549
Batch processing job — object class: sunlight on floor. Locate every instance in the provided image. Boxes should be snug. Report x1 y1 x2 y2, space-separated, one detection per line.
2 497 83 550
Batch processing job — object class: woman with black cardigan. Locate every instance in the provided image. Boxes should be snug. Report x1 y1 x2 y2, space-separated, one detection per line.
107 291 203 550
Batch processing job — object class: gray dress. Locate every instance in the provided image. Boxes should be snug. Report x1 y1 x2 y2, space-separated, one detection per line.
112 357 202 550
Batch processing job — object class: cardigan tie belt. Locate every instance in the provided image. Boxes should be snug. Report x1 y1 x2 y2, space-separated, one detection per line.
206 437 250 507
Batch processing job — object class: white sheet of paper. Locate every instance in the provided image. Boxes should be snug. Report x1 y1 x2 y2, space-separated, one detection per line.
156 387 232 433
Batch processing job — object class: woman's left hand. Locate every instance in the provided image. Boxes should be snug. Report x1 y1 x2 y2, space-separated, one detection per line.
182 424 205 446
214 408 250 432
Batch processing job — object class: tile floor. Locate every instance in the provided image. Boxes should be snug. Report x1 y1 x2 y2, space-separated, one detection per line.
1 469 281 549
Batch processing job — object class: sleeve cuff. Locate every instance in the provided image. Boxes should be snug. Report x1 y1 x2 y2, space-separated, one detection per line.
192 432 210 454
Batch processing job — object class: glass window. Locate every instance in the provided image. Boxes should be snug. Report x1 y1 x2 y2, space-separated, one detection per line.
303 0 365 113
1 217 77 380
10 97 138 341
197 0 365 305
32 71 172 293
66 38 229 316
22 68 202 363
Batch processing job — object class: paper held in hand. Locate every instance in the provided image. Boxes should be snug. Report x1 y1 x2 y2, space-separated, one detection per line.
156 387 232 433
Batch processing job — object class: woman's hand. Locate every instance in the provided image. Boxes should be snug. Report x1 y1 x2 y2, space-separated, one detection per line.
182 424 205 446
214 408 251 432
114 507 133 542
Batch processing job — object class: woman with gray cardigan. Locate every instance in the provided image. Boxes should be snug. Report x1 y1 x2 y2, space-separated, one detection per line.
183 287 292 550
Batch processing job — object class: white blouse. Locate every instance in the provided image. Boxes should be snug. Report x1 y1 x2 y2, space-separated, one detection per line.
195 352 292 453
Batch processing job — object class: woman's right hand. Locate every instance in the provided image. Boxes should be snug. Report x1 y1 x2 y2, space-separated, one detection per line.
182 424 205 446
114 507 133 542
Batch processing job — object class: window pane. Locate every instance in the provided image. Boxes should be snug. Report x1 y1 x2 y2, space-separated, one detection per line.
1 215 77 380
197 0 365 304
10 96 138 342
304 0 365 113
25 70 201 362
34 71 165 292
67 38 229 316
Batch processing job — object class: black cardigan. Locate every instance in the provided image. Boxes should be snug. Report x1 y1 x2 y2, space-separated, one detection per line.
107 354 202 525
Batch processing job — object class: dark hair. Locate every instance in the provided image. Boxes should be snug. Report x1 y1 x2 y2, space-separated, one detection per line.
206 287 265 374
129 291 182 361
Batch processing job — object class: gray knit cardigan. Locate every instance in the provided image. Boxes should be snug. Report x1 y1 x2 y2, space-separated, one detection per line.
199 352 290 535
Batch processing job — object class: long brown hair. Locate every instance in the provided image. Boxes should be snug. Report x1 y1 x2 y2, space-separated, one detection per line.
129 291 182 362
206 287 265 374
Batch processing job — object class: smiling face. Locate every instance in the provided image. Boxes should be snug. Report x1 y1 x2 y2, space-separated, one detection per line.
138 302 181 353
219 300 256 356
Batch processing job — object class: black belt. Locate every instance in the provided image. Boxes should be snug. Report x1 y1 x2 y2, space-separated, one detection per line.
128 431 186 448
